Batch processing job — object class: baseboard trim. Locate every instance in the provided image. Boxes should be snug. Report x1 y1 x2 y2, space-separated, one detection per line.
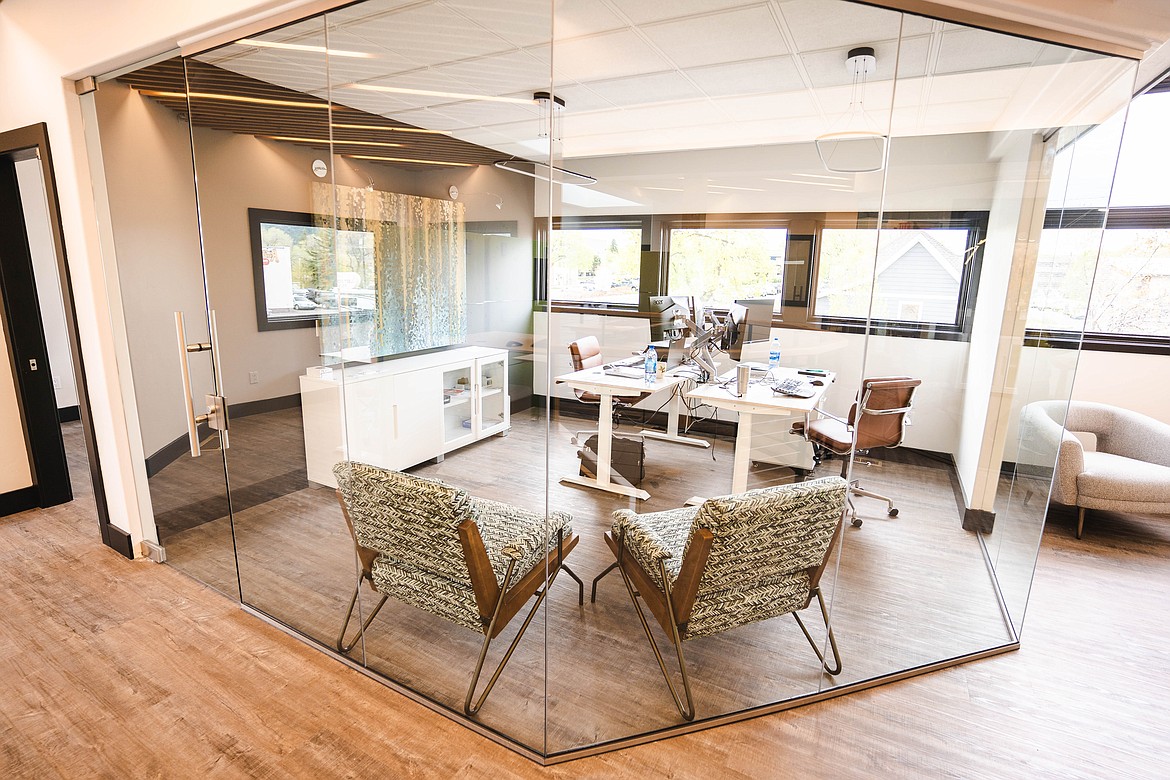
145 394 302 477
963 508 996 533
57 405 80 422
0 486 39 518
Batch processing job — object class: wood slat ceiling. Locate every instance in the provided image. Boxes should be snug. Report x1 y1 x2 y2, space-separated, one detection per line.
116 58 505 171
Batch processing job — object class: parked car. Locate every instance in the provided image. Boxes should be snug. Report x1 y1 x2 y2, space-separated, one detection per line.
293 295 318 310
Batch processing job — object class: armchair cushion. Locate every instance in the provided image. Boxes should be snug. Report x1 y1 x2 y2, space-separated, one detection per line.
1078 452 1170 507
471 497 573 586
612 505 699 587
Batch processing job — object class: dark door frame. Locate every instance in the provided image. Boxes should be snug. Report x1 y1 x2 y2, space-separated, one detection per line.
0 123 125 557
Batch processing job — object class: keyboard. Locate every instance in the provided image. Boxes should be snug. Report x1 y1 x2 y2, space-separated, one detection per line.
771 378 817 398
604 366 645 379
603 356 643 369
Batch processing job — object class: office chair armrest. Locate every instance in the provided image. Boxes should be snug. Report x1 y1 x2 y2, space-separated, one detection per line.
813 408 850 426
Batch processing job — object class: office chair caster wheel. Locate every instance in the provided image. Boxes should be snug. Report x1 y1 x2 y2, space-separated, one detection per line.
888 508 899 518
851 517 863 528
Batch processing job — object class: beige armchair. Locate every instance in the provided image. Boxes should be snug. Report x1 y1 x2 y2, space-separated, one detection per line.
1022 401 1170 538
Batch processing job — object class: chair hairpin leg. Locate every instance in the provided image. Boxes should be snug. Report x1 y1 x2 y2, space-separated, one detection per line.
792 587 842 676
561 563 585 606
590 561 619 603
465 543 571 716
336 574 389 653
614 530 696 721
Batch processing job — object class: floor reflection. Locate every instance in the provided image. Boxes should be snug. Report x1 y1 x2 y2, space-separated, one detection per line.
151 405 1013 755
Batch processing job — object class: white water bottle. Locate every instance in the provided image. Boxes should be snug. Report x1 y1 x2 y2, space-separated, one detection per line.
644 345 658 384
769 336 781 369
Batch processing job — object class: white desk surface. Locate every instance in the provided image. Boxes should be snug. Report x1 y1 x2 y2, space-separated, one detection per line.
686 367 834 415
554 366 691 395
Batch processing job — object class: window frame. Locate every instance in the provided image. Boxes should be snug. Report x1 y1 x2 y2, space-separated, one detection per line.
1024 205 1170 354
541 210 989 342
808 211 989 341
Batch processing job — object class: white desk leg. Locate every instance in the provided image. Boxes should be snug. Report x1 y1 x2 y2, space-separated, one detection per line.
731 410 754 494
561 388 650 500
687 410 755 506
640 388 710 448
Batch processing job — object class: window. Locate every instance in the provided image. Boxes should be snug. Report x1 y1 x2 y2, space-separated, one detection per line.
814 219 981 331
549 218 644 304
1026 85 1170 351
1028 208 1170 343
666 226 787 309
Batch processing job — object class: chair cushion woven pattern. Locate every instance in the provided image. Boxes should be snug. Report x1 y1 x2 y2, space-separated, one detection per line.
471 497 574 585
334 461 573 635
612 477 847 640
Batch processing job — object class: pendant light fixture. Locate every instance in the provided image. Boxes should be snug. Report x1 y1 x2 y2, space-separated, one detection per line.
815 47 888 173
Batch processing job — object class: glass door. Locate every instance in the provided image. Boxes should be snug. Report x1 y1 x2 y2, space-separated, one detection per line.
84 60 239 598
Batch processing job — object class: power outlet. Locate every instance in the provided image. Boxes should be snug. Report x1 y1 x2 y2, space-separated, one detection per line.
248 371 259 384
52 376 62 389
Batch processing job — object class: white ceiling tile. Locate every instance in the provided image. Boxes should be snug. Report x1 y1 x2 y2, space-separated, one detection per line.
544 83 615 112
440 0 555 48
685 55 805 97
779 0 928 52
935 28 1044 74
429 50 551 97
332 4 514 66
548 29 674 81
576 70 706 106
607 0 761 26
552 0 630 38
640 5 788 68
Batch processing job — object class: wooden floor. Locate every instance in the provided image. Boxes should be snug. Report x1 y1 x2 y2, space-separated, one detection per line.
150 407 1012 755
2 424 1169 776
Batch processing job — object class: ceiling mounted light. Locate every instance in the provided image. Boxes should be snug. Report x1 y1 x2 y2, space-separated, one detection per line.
815 47 888 174
493 159 597 186
534 90 565 141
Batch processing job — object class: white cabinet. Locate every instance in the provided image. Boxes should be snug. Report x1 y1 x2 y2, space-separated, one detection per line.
300 346 509 487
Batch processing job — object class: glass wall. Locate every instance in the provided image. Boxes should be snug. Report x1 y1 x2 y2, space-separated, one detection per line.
85 0 1136 762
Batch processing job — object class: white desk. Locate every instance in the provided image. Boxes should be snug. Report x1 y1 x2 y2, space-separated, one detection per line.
686 368 835 502
555 368 692 501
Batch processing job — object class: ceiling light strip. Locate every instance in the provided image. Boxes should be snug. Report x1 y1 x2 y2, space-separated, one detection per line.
137 88 328 109
265 135 403 148
493 159 597 186
331 123 450 135
342 83 534 105
346 154 475 167
237 38 377 59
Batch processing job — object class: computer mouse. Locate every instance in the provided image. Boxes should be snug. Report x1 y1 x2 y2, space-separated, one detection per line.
810 379 824 386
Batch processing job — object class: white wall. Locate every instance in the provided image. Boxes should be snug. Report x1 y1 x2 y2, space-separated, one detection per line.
14 158 78 411
1072 350 1170 425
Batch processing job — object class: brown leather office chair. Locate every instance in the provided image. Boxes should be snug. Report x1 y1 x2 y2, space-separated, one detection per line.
803 376 921 527
567 336 649 444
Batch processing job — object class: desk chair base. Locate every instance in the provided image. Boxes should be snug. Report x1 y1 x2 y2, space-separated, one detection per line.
831 457 898 528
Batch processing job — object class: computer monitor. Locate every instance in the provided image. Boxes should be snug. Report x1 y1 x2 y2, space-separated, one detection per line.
734 298 776 345
721 303 749 360
648 295 688 340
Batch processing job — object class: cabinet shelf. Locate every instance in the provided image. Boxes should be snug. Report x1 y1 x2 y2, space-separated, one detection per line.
443 396 472 408
480 388 503 398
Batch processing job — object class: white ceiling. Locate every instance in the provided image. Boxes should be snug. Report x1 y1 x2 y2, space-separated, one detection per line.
197 0 1136 161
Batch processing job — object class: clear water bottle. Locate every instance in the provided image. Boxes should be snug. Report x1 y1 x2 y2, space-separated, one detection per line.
644 344 658 384
768 336 781 369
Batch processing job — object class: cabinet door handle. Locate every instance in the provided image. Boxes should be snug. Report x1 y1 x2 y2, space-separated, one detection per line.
392 404 399 438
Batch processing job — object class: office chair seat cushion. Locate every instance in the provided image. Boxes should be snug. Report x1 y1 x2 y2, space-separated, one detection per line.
806 417 854 454
1077 451 1170 507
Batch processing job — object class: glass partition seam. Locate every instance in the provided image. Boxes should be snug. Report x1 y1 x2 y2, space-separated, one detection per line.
543 0 555 754
1013 74 1138 634
181 55 243 603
